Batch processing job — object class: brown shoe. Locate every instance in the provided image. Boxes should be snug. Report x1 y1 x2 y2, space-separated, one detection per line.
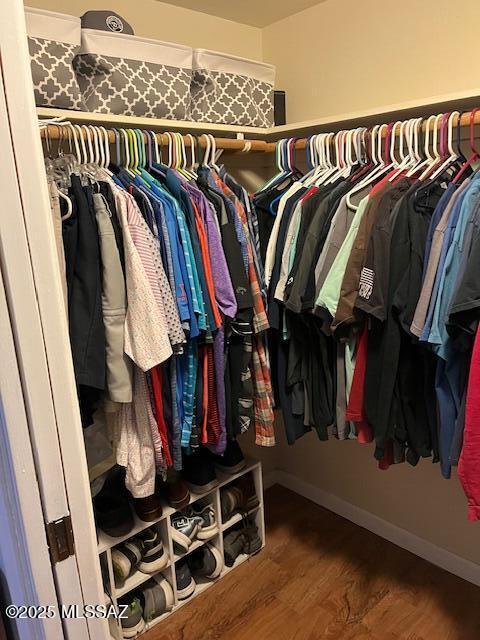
133 494 163 522
235 474 259 511
164 471 190 510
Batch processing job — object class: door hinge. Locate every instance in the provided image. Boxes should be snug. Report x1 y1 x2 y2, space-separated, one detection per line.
46 515 75 564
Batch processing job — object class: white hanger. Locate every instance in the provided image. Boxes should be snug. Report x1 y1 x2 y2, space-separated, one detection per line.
323 130 345 185
345 123 392 210
316 132 341 186
302 134 327 186
407 115 435 177
81 125 95 165
429 111 459 180
95 126 104 168
58 188 73 220
100 126 110 169
88 126 100 166
418 114 443 181
185 134 196 172
389 119 414 181
72 125 86 165
202 133 211 166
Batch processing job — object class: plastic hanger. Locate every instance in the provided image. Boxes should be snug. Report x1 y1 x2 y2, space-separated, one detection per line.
73 125 87 165
88 125 100 165
185 134 197 175
418 114 443 180
345 123 393 210
406 115 435 177
120 129 131 171
302 134 327 186
389 119 414 181
315 132 342 186
267 138 298 214
256 138 292 194
429 111 459 180
100 126 111 171
81 125 95 165
405 118 424 177
453 108 480 184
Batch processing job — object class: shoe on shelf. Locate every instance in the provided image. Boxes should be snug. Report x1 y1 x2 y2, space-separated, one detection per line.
171 512 200 555
175 560 196 600
222 529 246 568
136 575 174 623
220 473 259 522
220 485 244 522
161 470 190 510
236 473 260 512
133 493 163 523
187 501 218 540
137 526 169 574
223 519 262 567
241 520 262 557
188 543 223 580
93 466 134 537
111 538 144 588
118 595 145 639
209 439 246 475
182 450 218 495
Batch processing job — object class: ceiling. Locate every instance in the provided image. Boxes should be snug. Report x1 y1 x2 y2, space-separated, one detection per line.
157 0 327 27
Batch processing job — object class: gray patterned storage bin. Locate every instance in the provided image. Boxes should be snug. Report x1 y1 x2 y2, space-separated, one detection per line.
25 7 83 110
73 30 192 119
190 49 275 128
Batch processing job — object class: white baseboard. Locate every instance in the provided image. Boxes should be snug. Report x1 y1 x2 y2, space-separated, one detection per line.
266 470 480 587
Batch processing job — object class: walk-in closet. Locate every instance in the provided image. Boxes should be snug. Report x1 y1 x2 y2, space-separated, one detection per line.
1 1 480 639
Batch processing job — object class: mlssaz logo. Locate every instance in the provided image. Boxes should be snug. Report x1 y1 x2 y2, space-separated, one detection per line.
236 286 247 295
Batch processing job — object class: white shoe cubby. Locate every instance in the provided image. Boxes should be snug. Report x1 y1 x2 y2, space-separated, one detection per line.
98 459 264 639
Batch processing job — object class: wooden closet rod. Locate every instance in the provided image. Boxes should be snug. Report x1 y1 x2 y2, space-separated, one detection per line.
39 107 480 154
39 123 269 152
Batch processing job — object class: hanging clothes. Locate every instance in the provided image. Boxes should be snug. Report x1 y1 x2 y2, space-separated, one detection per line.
45 132 275 500
257 125 480 519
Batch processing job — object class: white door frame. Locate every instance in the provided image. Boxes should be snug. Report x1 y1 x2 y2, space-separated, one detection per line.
0 2 108 638
0 265 63 640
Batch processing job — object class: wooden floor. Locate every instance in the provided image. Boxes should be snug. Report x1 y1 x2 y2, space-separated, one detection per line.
145 485 480 640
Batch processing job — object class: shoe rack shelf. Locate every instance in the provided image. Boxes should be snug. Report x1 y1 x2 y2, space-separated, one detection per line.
99 459 265 640
172 530 218 563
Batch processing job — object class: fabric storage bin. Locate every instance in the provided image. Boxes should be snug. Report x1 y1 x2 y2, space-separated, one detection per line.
190 50 275 127
25 7 84 110
73 30 192 119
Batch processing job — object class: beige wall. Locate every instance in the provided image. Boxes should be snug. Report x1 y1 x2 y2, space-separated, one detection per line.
262 0 480 122
25 0 263 59
246 418 480 566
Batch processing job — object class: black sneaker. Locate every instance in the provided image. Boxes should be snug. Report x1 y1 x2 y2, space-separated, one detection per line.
175 560 196 600
209 439 246 475
118 594 145 638
187 501 218 539
171 512 200 555
222 529 245 567
188 543 223 580
111 538 144 588
93 466 133 537
136 575 174 622
182 451 218 494
223 519 262 567
137 527 169 574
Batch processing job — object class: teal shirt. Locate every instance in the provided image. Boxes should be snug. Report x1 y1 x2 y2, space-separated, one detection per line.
315 194 370 317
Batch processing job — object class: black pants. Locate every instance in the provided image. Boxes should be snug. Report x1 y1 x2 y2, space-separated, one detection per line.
65 176 105 426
